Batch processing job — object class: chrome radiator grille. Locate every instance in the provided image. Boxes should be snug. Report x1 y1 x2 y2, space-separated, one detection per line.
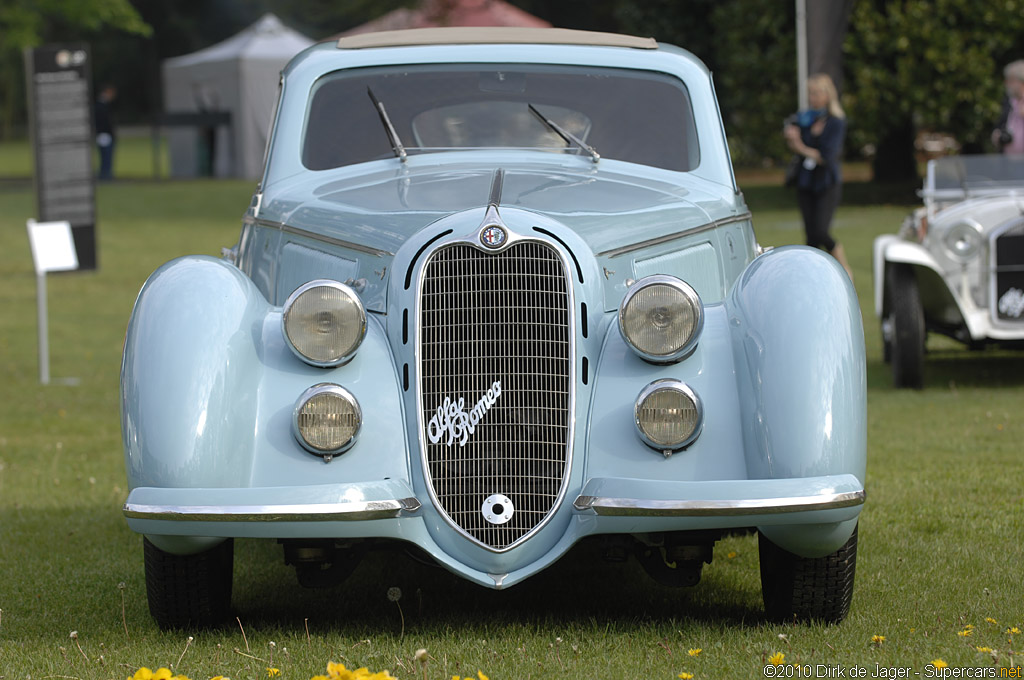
419 241 571 550
995 225 1024 323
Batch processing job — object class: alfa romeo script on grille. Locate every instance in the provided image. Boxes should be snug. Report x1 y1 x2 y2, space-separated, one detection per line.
426 381 502 447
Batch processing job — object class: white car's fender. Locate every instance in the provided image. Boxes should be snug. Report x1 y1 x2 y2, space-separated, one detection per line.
873 235 943 317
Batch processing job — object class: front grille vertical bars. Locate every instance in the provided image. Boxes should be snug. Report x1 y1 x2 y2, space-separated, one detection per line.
418 240 572 550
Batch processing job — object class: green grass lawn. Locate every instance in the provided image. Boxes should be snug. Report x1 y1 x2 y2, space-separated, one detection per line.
0 177 1022 679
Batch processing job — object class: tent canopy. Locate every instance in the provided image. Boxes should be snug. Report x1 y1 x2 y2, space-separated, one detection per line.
162 14 313 178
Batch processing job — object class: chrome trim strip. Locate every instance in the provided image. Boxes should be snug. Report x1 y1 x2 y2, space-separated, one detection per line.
598 212 753 258
123 497 421 522
247 216 394 257
573 489 865 517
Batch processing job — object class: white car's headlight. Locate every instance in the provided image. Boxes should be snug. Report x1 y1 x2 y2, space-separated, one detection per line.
634 379 703 452
293 383 361 457
618 275 703 363
283 280 366 366
941 219 983 262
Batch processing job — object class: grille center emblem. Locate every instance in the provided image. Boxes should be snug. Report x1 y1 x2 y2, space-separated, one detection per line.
426 381 502 447
482 494 514 525
999 287 1024 319
480 225 507 249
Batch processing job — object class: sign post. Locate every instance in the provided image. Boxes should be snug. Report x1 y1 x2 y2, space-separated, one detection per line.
27 219 80 385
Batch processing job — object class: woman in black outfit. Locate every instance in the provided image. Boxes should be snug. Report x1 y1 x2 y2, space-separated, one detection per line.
783 73 853 280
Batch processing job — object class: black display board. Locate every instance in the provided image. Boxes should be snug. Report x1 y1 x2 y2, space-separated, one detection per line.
25 44 97 270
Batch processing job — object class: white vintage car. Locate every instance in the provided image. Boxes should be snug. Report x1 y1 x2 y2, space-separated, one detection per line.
874 154 1024 387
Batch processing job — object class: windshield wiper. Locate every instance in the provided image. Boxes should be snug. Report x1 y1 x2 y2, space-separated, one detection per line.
528 103 600 163
367 88 407 163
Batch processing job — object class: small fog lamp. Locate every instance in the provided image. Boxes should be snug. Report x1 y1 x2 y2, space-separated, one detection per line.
293 383 361 456
634 379 703 452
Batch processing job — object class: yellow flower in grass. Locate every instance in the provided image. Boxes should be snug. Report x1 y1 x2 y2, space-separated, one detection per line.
267 670 280 678
958 629 972 637
153 669 173 680
931 660 948 669
986 617 998 625
131 669 153 680
1009 626 1022 635
688 648 702 657
768 652 785 665
679 673 695 679
976 646 993 653
871 635 885 645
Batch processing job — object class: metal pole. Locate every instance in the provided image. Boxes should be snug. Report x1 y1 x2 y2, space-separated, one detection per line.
796 0 808 110
36 272 49 385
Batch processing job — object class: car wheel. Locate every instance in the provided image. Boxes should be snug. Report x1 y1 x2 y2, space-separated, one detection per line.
758 525 857 624
887 264 925 388
144 537 233 629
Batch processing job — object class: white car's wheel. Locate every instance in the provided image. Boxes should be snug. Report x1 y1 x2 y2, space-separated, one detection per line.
886 264 925 388
759 525 857 623
144 537 233 629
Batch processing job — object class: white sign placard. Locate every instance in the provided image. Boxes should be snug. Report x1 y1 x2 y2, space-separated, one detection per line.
27 219 78 274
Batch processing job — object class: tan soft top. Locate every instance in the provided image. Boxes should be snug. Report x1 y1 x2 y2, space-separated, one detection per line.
336 27 657 50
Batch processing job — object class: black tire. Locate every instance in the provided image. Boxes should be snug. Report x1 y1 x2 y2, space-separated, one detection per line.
886 264 925 388
144 537 233 629
759 525 857 624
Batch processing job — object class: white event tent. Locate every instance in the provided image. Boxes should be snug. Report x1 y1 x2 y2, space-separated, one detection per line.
162 14 313 178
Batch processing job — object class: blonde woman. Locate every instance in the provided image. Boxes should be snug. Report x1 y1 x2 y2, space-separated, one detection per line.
783 73 852 279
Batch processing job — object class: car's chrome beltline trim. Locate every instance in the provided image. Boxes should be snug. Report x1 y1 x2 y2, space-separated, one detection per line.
247 216 394 257
573 489 865 516
123 497 421 522
598 212 753 258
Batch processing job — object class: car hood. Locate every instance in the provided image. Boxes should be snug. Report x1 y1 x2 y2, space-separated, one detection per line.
259 160 742 257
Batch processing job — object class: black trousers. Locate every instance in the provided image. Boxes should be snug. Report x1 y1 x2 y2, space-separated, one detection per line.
797 183 840 251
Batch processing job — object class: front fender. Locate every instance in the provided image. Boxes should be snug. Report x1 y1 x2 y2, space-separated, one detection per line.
122 256 267 489
727 246 866 486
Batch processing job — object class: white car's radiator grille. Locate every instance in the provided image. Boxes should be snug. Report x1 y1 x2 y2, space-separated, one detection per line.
419 241 571 550
995 225 1024 322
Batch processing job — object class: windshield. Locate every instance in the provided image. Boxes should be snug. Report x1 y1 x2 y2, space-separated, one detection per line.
928 154 1024 193
302 63 699 172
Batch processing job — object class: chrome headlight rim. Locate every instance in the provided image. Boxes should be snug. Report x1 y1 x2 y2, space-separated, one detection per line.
282 279 367 368
292 382 362 456
634 379 704 452
941 218 984 263
618 274 704 364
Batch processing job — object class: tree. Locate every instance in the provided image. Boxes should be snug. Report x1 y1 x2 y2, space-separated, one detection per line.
0 0 150 138
845 0 1024 181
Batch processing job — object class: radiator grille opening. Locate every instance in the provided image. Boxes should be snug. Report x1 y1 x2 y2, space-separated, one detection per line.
995 226 1024 323
419 241 572 549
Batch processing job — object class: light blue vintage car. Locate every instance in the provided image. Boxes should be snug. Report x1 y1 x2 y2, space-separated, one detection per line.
121 27 866 628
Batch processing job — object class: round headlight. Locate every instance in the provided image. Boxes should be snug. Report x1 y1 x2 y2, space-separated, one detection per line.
941 219 983 263
283 280 366 366
634 379 703 452
293 383 361 456
619 275 703 363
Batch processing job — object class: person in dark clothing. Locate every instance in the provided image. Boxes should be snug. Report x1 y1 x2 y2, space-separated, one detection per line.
95 84 117 180
783 73 853 280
